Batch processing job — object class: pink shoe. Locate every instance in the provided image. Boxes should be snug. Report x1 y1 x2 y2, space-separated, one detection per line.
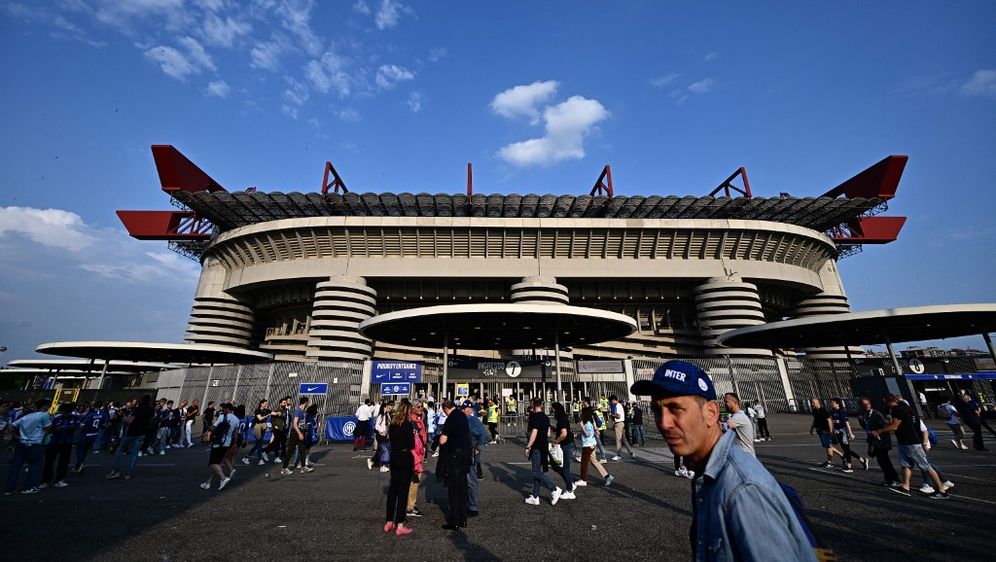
383 522 395 533
395 525 413 536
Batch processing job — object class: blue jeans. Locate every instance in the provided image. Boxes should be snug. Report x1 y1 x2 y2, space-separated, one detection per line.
530 447 557 497
5 443 45 492
632 424 645 445
556 442 576 489
75 435 97 469
468 455 480 511
247 429 267 460
112 435 145 475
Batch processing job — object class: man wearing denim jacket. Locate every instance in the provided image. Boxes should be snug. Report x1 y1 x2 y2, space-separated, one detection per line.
632 360 816 562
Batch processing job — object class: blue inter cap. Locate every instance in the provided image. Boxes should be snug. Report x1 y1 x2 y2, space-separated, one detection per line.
460 400 475 409
630 360 716 400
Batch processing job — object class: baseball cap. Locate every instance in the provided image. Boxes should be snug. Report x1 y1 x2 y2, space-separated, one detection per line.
630 360 716 401
460 400 475 409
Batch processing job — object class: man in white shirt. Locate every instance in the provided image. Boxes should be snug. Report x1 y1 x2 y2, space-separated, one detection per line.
754 400 771 441
609 395 634 461
724 393 756 456
202 403 239 491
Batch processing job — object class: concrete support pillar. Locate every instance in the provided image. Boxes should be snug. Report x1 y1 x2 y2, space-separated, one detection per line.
185 257 256 348
510 276 569 305
694 277 769 357
792 293 863 360
306 275 377 361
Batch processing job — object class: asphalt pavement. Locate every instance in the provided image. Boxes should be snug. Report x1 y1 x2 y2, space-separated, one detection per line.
2 414 994 561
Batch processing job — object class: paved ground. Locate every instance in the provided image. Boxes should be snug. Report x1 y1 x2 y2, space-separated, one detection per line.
2 414 995 561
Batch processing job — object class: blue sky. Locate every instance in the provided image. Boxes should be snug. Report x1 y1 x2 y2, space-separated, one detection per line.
1 1 994 363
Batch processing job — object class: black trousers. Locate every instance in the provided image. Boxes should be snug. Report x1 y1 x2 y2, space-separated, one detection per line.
871 448 899 483
445 448 471 526
756 418 770 439
264 428 288 458
386 462 413 524
42 443 72 484
965 418 986 450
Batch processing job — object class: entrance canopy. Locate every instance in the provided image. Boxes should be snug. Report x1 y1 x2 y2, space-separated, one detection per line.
36 341 272 365
7 359 175 372
359 303 637 349
717 304 996 349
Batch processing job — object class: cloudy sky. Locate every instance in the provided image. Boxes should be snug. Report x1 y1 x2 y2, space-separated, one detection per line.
1 1 994 362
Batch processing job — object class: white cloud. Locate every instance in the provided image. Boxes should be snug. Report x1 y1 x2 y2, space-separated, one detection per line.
273 0 322 56
428 47 447 62
202 13 251 48
93 0 188 32
337 108 361 121
195 0 225 11
281 76 310 118
375 0 412 30
407 91 422 112
650 73 680 88
3 3 106 47
375 64 414 89
704 52 718 62
688 78 716 94
144 45 196 79
490 80 559 124
205 80 231 97
305 50 352 96
353 0 371 15
961 69 996 98
177 36 215 71
497 95 609 167
250 36 286 71
0 206 95 251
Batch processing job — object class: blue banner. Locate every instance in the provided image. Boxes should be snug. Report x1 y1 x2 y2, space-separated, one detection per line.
372 361 422 383
325 416 359 441
299 382 329 395
905 372 996 381
380 382 412 395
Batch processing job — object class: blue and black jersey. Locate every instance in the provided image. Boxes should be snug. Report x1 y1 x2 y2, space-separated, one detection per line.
81 410 109 437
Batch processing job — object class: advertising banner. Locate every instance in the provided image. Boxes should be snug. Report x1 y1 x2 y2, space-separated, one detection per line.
372 361 422 383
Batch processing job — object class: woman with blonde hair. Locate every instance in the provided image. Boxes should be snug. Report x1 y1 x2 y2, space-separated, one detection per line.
384 398 416 536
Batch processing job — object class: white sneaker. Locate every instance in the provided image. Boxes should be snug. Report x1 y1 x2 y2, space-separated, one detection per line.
379 466 390 473
674 469 683 477
918 484 935 494
611 455 621 462
280 468 293 476
137 452 143 457
604 475 614 487
242 457 250 465
301 466 314 473
551 487 563 505
432 451 439 457
218 477 231 491
258 459 266 466
261 453 269 462
686 470 696 480
961 444 970 450
574 480 588 487
199 482 211 490
274 457 282 464
524 495 540 505
560 491 576 500
54 480 68 488
950 439 959 449
943 481 955 491
367 459 374 470
573 456 582 463
159 451 166 456
37 483 49 490
571 483 578 492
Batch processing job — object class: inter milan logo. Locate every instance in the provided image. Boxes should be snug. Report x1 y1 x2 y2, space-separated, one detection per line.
343 421 356 436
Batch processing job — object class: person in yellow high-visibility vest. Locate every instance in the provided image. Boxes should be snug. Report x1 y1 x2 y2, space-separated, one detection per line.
598 396 609 416
486 400 500 443
571 399 581 423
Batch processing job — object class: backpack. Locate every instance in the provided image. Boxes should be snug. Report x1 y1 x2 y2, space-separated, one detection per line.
593 411 604 430
211 416 232 446
778 481 837 562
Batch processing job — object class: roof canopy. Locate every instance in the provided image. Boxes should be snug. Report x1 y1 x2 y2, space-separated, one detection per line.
7 359 175 372
175 190 882 233
718 304 996 349
35 341 272 364
359 303 637 350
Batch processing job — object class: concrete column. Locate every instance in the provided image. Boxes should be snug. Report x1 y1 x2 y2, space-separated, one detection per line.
510 276 569 305
694 276 769 357
185 256 256 347
306 275 377 361
623 359 636 402
775 356 797 412
792 292 863 359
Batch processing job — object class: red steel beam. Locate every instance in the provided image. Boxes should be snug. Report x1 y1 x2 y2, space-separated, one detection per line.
321 161 349 196
151 145 226 194
590 165 614 197
116 210 212 240
830 216 906 244
822 155 907 200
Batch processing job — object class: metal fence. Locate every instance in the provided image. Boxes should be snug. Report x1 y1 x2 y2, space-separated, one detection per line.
632 356 791 412
157 361 364 416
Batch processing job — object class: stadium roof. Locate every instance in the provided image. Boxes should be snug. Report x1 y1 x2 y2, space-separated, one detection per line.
173 190 883 233
36 341 273 364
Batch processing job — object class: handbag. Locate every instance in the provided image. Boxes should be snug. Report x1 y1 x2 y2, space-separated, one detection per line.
549 443 564 468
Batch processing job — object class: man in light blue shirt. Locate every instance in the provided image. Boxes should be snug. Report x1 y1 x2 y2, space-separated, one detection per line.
632 361 818 562
4 399 52 494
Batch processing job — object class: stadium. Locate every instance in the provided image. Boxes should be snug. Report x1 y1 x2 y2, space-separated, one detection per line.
105 146 912 411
